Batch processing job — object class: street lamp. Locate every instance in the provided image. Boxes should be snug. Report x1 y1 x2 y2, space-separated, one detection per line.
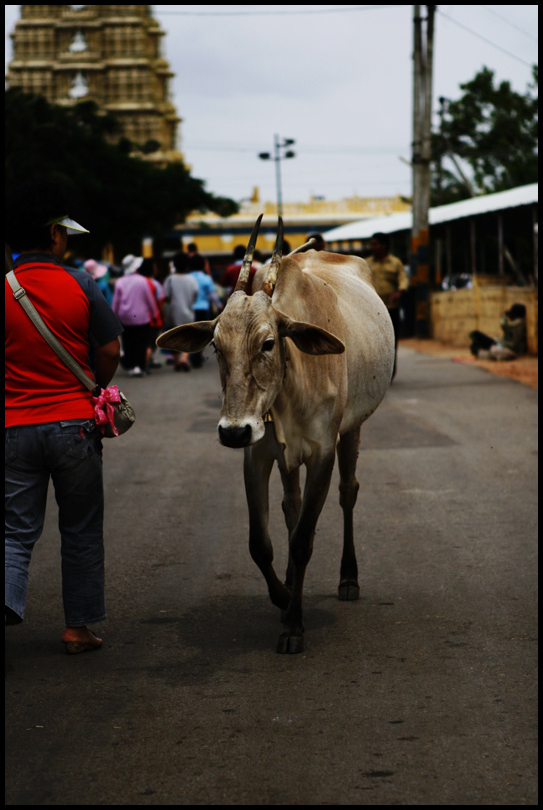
258 134 296 217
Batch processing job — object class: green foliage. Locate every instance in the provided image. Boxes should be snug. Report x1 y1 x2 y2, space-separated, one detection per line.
432 66 538 205
5 88 238 259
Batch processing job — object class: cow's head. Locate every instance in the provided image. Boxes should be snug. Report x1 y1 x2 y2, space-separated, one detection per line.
156 216 344 448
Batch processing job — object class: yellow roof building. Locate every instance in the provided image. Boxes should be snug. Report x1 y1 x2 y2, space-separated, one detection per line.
179 189 411 256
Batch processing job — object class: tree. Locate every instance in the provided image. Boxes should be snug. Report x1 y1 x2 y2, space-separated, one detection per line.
5 88 238 259
432 66 538 205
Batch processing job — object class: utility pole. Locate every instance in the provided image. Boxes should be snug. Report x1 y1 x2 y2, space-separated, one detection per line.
258 135 296 217
411 5 435 337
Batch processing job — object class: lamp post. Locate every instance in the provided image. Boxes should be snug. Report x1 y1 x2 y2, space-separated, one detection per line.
258 134 296 217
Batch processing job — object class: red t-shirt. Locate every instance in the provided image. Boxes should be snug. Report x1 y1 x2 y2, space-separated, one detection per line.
221 261 258 295
5 255 123 428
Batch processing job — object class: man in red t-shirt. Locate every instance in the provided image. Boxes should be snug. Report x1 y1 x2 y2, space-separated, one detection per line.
5 179 123 654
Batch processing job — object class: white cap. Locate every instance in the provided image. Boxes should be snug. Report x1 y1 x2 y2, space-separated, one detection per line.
47 215 90 235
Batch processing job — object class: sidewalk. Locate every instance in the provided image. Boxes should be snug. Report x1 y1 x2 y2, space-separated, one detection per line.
400 338 538 390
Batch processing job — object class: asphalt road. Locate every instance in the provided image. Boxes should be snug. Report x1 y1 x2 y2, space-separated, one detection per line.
5 345 538 806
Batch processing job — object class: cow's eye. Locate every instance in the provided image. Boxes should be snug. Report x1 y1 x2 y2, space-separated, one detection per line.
211 340 223 357
262 338 275 352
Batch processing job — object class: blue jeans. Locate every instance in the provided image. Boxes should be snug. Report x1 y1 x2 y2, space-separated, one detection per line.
5 420 106 627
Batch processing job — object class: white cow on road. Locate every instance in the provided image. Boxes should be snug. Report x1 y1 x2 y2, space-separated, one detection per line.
158 217 394 653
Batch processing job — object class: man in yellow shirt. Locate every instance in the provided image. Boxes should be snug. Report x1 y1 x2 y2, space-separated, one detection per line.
366 232 408 379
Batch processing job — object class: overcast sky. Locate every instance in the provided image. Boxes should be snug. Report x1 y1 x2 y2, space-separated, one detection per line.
5 5 538 206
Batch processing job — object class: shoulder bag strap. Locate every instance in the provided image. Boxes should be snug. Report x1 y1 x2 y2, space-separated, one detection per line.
6 270 98 394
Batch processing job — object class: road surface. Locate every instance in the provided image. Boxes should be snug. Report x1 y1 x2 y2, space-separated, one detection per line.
5 345 538 805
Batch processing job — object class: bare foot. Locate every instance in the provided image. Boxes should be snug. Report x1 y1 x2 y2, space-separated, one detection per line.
61 626 103 655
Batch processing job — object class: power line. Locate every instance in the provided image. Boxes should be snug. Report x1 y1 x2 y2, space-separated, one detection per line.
154 5 400 16
437 9 536 68
484 7 538 42
183 141 406 155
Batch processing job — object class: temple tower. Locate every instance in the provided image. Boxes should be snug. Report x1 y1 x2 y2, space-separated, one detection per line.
6 5 182 165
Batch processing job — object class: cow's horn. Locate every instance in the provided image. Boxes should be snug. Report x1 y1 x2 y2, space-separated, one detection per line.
262 216 284 297
234 213 263 293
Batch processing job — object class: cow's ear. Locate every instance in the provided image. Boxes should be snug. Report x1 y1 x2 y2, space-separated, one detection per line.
156 319 217 353
275 309 345 356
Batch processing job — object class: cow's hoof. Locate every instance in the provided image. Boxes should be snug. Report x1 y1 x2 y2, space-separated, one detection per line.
276 632 304 654
338 580 360 601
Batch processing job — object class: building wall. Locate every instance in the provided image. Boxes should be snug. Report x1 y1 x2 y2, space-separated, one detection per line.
430 284 538 354
6 4 182 166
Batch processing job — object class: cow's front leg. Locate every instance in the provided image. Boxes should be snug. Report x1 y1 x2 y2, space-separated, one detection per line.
277 450 336 654
277 463 301 590
244 433 290 611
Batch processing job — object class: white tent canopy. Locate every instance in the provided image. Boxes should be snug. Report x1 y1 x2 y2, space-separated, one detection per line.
323 184 538 243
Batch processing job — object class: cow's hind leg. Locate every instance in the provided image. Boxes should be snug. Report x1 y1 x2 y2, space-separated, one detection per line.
337 427 361 601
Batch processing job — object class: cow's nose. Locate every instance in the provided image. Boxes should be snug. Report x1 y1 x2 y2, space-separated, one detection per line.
218 424 252 448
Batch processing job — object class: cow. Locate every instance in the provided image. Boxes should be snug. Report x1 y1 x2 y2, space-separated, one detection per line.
157 216 395 653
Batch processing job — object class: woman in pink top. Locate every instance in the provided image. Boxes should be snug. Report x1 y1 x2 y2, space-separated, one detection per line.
112 255 159 376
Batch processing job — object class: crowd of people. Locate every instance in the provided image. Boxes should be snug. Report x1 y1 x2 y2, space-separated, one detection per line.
73 244 228 377
35 229 413 382
72 235 313 376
